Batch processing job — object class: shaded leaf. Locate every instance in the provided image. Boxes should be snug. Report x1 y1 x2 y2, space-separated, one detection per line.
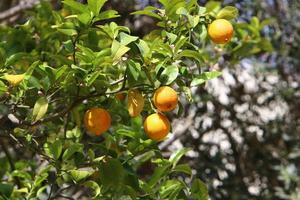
32 97 48 122
216 6 239 20
191 178 208 200
190 71 222 87
83 181 101 198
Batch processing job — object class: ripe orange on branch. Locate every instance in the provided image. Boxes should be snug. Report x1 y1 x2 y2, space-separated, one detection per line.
84 108 111 136
208 19 234 44
153 86 178 112
144 113 170 141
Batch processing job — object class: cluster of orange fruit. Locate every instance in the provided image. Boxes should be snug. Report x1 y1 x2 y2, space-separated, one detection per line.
84 86 178 141
84 18 233 141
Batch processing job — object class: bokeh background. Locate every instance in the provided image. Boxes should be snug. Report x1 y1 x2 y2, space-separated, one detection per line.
1 0 299 199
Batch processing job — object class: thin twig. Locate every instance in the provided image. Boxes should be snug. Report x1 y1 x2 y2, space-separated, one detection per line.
0 140 21 187
0 0 40 22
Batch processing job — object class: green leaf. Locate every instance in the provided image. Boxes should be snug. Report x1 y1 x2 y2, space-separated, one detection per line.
63 0 88 13
176 7 188 16
127 60 142 83
259 39 273 52
95 10 120 21
69 170 92 182
119 32 138 46
5 52 28 66
190 71 222 87
11 170 32 180
32 97 48 122
176 50 204 63
62 143 84 160
116 128 137 139
216 6 239 20
174 36 188 54
136 39 151 59
251 17 260 29
0 80 7 96
259 18 276 30
191 178 208 200
77 12 92 25
44 140 63 160
158 65 179 85
205 1 221 14
99 159 125 189
0 183 13 198
169 148 191 167
172 164 192 175
148 163 172 188
88 0 107 16
83 181 101 198
188 15 200 28
183 86 193 102
160 180 184 199
159 0 185 19
33 172 48 187
131 6 162 20
58 28 77 36
111 40 130 65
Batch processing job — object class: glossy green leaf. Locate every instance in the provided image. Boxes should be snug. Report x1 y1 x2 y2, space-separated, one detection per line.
148 163 172 188
160 180 184 199
216 6 239 20
95 10 120 21
83 181 101 197
58 28 77 36
0 80 7 96
44 140 63 160
205 1 221 14
32 97 48 122
190 71 222 87
88 0 107 16
183 86 193 102
158 65 179 85
191 178 208 200
111 40 130 64
63 0 88 13
170 148 191 167
172 164 192 175
0 183 13 198
177 50 204 63
5 52 28 66
119 32 138 46
99 159 125 188
131 6 162 20
62 143 84 160
69 170 92 182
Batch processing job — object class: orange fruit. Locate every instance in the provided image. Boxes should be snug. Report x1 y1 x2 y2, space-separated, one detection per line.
127 89 144 117
84 108 111 136
144 113 170 141
208 19 233 44
153 86 178 112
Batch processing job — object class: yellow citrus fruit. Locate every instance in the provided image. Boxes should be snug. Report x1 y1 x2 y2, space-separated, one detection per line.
84 108 111 136
208 19 234 44
153 86 178 112
127 89 144 117
144 113 170 141
4 74 25 86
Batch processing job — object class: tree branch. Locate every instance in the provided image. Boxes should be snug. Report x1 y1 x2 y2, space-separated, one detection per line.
0 0 40 22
